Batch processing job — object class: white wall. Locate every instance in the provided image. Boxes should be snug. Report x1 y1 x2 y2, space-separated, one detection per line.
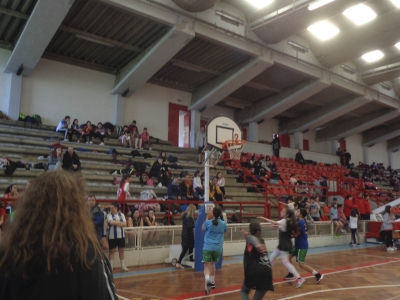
257 118 279 142
367 141 388 165
21 58 115 126
0 49 11 114
202 106 234 120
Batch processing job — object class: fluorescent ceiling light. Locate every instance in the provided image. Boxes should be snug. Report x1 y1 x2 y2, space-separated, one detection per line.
307 20 339 41
361 50 384 63
390 0 400 8
342 4 376 25
245 0 274 9
395 42 400 50
75 35 115 47
308 0 335 11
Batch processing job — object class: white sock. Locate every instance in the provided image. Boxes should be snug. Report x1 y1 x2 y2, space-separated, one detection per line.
312 270 317 275
120 260 125 267
205 275 210 282
110 260 113 268
210 276 215 282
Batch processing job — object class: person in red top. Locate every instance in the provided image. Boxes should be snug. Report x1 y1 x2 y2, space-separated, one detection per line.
362 194 371 220
139 128 152 151
355 192 366 220
82 121 94 144
343 195 358 220
117 174 132 202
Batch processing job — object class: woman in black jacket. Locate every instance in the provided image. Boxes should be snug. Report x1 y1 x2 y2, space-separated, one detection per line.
175 204 196 269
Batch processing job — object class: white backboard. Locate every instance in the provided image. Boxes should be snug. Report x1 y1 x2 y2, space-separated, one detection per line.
206 115 242 150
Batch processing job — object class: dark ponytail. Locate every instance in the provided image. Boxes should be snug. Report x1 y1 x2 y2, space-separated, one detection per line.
120 174 131 188
286 208 299 237
250 222 264 244
212 206 222 226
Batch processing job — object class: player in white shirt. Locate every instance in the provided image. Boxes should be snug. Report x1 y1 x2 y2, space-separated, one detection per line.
107 202 129 272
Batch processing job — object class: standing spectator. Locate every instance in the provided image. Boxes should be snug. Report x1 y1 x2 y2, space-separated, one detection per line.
87 195 109 250
94 123 105 146
70 119 82 143
117 174 131 203
48 146 63 170
176 204 196 269
295 149 306 165
362 194 371 220
181 174 194 203
62 147 82 172
149 157 169 187
349 209 360 246
55 116 71 142
216 172 226 199
196 127 206 164
330 203 343 237
139 128 152 150
343 195 358 220
320 176 328 204
81 121 94 144
0 171 117 300
336 147 344 166
342 150 351 169
107 202 129 271
382 205 396 251
355 192 366 220
271 134 281 158
309 196 320 221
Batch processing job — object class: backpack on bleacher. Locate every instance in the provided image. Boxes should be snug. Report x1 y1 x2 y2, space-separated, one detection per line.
167 155 178 163
133 162 146 173
18 113 26 121
27 116 37 125
32 114 42 125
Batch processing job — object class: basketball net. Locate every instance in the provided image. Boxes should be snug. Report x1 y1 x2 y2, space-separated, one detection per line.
224 140 246 161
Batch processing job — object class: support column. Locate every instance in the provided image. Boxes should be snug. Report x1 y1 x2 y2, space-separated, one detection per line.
294 132 303 150
248 122 259 142
388 151 393 168
330 140 339 155
362 146 369 164
113 94 125 126
6 73 22 120
190 110 200 148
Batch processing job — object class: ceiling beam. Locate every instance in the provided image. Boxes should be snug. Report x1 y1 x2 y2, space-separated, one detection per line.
0 6 29 20
387 136 400 152
244 81 281 93
148 77 193 93
303 99 324 107
59 25 144 53
170 58 222 75
362 122 400 147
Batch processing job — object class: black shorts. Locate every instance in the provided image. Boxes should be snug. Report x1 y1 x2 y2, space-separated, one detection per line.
198 146 204 154
108 238 125 249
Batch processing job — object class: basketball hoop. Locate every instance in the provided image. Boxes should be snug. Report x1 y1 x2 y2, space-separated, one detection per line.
223 140 246 160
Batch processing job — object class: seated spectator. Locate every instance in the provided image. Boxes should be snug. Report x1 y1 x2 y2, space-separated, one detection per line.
118 126 132 148
337 204 347 230
209 177 223 202
249 155 256 165
56 116 71 142
126 209 148 248
157 151 167 163
309 196 320 221
4 184 18 200
167 177 183 213
131 126 141 149
330 202 343 237
62 146 82 172
94 123 105 146
127 120 138 134
139 128 152 150
181 174 195 202
144 209 159 246
268 161 277 173
349 168 359 178
193 170 204 199
103 122 115 135
216 172 226 199
81 121 94 144
149 157 169 187
295 181 308 194
70 119 83 143
47 146 63 170
295 149 306 165
87 195 109 250
289 174 298 185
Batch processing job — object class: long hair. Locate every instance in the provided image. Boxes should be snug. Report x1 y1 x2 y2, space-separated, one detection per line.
249 222 264 244
51 146 63 159
4 184 16 195
212 206 222 226
0 171 102 279
384 205 391 215
185 204 196 219
120 174 131 188
351 209 357 218
285 208 299 237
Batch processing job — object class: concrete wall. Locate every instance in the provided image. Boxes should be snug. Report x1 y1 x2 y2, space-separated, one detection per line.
0 49 11 114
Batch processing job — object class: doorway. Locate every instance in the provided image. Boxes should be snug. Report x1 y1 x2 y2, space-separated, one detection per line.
168 103 191 148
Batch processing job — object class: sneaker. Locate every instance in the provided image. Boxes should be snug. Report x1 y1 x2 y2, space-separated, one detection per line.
387 247 395 251
121 265 129 272
340 229 346 233
295 278 305 288
315 273 324 284
89 141 93 144
99 142 105 146
157 182 162 188
63 139 69 142
86 142 89 144
205 280 212 295
284 272 294 280
175 263 184 269
210 281 216 289
356 243 361 246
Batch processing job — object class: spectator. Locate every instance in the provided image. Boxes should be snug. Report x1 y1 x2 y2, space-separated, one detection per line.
193 170 204 199
131 126 141 149
216 172 226 199
271 134 281 157
289 174 298 185
62 147 82 172
260 156 270 171
157 151 167 163
117 174 132 203
139 128 152 150
343 195 358 220
337 204 347 231
81 121 94 144
175 204 196 269
382 205 396 251
4 184 18 200
320 176 328 204
355 192 366 220
0 202 4 241
149 157 169 187
47 146 63 170
144 209 159 246
167 177 183 213
295 149 306 165
349 209 360 246
70 119 83 143
87 195 108 250
342 150 351 169
103 122 115 135
0 171 117 299
127 120 138 134
181 174 195 203
330 203 343 237
126 209 148 248
107 202 129 271
118 126 132 148
94 122 105 146
362 194 371 220
209 177 223 202
196 127 206 164
295 181 308 194
55 115 71 142
309 196 320 221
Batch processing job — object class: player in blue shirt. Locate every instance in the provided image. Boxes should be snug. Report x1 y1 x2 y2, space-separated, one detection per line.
202 206 227 295
285 208 324 283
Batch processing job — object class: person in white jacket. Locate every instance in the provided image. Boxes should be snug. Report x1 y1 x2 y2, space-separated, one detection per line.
196 127 206 164
382 205 396 251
